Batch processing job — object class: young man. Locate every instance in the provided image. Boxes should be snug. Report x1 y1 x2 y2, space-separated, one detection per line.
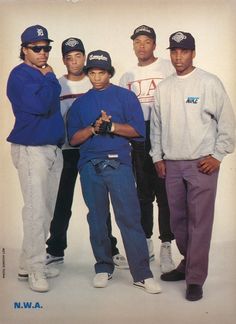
7 25 65 292
46 38 127 269
150 31 235 301
67 50 161 294
120 25 175 273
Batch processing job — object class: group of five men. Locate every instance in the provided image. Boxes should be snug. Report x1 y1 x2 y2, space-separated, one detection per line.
7 24 235 302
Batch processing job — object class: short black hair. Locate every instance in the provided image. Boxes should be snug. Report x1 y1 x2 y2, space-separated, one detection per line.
19 46 25 60
84 66 115 78
63 50 85 59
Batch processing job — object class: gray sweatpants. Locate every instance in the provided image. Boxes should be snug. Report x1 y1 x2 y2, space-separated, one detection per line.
165 159 219 286
11 144 63 273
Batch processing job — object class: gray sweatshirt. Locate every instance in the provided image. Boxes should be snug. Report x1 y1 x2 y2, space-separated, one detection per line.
150 68 235 162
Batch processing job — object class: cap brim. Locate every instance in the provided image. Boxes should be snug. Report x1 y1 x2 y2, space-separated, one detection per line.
130 32 156 40
167 46 195 50
83 66 115 77
63 48 85 56
21 38 53 46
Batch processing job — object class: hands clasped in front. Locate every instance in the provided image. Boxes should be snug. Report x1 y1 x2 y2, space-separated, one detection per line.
92 110 114 135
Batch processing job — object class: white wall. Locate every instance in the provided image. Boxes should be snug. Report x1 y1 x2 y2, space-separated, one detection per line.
1 0 236 249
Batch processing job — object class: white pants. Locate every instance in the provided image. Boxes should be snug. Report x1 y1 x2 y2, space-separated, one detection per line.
11 144 63 272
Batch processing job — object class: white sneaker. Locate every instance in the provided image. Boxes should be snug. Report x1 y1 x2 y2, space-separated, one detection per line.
28 272 49 292
160 242 175 273
93 273 112 288
113 254 129 269
18 266 60 281
133 278 162 294
45 253 64 265
147 238 155 261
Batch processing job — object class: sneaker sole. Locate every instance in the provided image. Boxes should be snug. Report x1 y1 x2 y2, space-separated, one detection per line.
29 284 49 293
93 275 112 288
45 258 64 266
186 294 203 301
114 264 129 270
18 270 60 281
18 273 29 281
133 282 161 294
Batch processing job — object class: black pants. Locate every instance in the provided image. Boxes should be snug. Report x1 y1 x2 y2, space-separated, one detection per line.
46 149 119 257
131 121 174 242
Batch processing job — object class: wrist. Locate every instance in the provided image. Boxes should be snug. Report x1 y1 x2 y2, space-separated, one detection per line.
90 126 98 136
110 122 115 133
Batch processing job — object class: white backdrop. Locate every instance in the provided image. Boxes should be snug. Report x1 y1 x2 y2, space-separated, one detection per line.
0 0 236 249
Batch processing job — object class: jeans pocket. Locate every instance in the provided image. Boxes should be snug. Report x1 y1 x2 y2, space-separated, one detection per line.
109 159 120 169
11 144 20 169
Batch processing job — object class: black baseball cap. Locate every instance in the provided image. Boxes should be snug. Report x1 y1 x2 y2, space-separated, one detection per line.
167 31 195 50
131 25 156 41
83 50 115 77
62 38 85 56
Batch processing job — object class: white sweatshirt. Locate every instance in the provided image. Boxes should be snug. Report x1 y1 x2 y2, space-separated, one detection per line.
119 58 174 121
59 75 91 149
150 68 236 162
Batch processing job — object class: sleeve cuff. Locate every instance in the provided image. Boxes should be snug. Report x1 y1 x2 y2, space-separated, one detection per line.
211 152 225 162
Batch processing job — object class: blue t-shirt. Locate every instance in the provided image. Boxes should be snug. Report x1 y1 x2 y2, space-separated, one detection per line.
67 84 145 170
7 63 65 146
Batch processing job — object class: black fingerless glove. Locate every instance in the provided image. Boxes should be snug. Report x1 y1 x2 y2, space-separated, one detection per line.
98 120 113 134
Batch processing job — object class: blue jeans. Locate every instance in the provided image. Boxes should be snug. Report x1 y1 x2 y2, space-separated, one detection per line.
80 161 153 282
46 150 119 257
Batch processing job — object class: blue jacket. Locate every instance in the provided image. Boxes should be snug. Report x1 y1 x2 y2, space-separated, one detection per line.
7 63 65 146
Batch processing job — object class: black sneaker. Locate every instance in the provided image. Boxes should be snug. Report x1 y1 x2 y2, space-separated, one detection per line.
186 284 203 301
160 269 185 281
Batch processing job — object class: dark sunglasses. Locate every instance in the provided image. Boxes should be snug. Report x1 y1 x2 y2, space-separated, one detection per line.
26 45 52 53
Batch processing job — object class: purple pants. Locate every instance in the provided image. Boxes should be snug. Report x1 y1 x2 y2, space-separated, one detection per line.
165 159 219 285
